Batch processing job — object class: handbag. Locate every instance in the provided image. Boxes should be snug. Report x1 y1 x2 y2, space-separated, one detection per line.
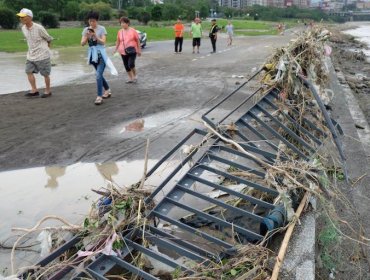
121 30 137 55
125 46 136 54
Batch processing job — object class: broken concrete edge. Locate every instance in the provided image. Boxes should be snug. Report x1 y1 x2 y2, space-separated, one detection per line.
281 57 370 280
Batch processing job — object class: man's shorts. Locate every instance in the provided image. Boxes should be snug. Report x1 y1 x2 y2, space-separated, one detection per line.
25 58 51 76
192 38 201 47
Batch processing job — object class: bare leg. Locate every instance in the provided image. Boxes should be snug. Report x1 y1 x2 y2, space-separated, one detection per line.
27 73 38 93
127 71 134 81
132 68 137 79
44 75 51 94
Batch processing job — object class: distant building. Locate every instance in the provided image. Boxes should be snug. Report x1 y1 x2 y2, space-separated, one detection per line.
356 1 370 9
219 0 310 8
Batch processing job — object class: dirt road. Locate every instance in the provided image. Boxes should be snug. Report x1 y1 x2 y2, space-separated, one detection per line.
0 33 294 172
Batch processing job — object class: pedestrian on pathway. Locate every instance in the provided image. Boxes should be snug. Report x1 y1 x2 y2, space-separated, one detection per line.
209 19 219 53
190 18 202 54
225 20 234 46
17 8 53 98
81 11 112 105
174 17 184 54
114 17 141 84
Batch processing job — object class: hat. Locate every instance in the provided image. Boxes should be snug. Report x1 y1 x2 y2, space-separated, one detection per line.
17 8 33 18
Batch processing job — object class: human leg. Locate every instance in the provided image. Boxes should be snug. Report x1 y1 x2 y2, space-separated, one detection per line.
211 37 216 52
25 60 38 94
121 54 134 82
27 73 38 93
179 37 183 52
95 59 106 97
175 37 179 53
128 54 137 81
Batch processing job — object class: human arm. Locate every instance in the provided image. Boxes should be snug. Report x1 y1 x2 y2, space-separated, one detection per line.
39 26 53 47
81 28 89 46
114 31 120 54
135 30 141 57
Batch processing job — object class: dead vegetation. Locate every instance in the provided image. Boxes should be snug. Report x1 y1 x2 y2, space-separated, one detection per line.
5 24 369 280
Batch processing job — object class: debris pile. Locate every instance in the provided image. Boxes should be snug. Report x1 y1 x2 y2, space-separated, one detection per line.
6 25 345 280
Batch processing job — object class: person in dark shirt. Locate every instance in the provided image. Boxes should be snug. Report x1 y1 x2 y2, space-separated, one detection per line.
209 19 219 54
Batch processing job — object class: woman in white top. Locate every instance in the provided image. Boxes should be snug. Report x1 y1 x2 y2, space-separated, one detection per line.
225 21 234 46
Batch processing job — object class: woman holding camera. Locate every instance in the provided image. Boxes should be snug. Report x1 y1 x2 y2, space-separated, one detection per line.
81 11 111 105
114 17 141 84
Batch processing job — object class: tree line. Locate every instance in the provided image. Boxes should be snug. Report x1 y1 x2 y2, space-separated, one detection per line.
0 0 344 29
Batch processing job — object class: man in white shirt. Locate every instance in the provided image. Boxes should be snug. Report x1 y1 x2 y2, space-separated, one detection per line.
17 8 53 98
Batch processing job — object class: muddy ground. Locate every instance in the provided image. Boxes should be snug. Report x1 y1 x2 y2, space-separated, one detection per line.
0 33 294 172
2 25 370 279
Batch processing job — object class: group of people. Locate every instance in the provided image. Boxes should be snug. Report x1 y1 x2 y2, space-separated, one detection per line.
16 8 234 106
173 18 234 54
80 12 142 105
17 8 141 105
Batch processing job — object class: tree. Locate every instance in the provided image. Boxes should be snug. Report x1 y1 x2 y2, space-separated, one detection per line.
63 1 80 20
199 5 208 18
162 4 180 20
0 7 17 29
138 10 151 24
78 1 112 21
38 11 60 28
151 5 162 21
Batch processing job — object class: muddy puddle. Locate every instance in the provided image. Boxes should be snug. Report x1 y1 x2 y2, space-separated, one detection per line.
0 158 191 273
116 109 195 135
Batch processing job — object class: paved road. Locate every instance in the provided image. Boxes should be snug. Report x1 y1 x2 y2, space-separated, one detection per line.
0 32 296 171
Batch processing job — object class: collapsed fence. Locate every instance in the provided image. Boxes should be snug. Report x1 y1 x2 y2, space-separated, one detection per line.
11 25 346 280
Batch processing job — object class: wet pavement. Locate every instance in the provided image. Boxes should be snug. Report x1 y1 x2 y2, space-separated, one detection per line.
0 32 299 273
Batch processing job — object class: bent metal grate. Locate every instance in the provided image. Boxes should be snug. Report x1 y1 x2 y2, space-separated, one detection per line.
24 73 342 280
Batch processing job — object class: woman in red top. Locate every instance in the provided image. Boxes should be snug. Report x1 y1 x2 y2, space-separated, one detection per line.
114 17 141 83
173 17 184 53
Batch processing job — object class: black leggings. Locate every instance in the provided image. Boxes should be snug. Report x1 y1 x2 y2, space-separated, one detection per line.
210 36 217 52
121 53 137 72
175 37 183 52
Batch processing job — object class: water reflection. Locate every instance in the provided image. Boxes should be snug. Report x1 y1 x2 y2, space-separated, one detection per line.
44 166 66 188
95 162 119 181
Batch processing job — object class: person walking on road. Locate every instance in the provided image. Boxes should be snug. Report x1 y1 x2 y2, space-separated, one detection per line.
81 11 112 105
114 17 141 84
225 21 234 46
17 8 53 98
173 17 184 54
190 18 202 54
209 19 219 54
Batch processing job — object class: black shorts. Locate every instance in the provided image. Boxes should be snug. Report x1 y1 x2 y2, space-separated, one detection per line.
192 38 201 47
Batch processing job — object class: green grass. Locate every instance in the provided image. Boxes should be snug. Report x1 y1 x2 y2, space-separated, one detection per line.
0 19 284 53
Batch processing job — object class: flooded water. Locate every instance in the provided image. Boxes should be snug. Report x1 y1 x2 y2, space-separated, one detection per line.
343 22 370 57
117 109 194 135
0 158 189 273
0 46 119 95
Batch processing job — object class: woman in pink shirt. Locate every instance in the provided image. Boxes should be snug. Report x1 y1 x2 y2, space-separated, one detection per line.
114 17 141 83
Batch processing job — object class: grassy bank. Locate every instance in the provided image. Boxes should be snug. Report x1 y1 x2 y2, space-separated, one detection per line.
0 19 282 53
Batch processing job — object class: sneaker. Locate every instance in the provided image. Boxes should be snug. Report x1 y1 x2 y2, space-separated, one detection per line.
126 80 133 84
94 96 103 105
25 91 39 97
41 92 52 98
102 90 111 99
